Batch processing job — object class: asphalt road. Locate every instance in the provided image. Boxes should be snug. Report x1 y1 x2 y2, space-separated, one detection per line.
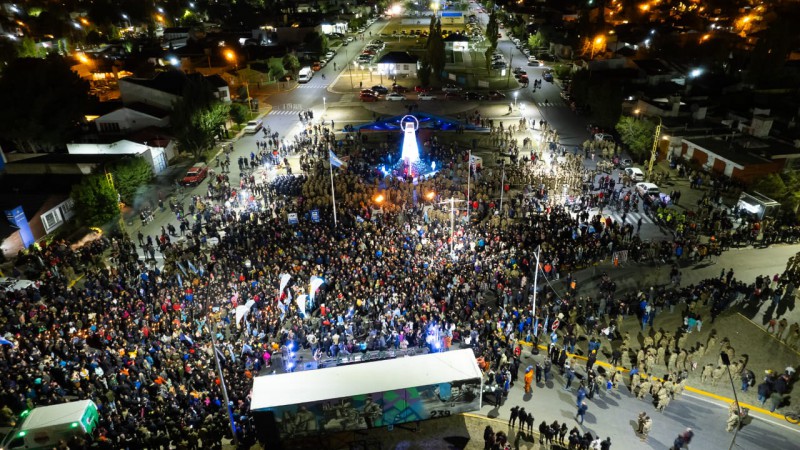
480 357 800 450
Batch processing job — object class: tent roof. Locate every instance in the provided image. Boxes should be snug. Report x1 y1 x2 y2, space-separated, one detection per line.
251 349 481 410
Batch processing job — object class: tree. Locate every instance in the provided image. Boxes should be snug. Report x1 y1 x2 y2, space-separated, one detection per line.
267 57 286 80
304 31 328 54
71 174 120 227
418 57 432 87
426 18 446 82
528 31 546 50
282 54 300 76
0 56 89 152
110 157 153 205
485 9 499 48
615 116 656 162
229 102 249 126
170 75 229 159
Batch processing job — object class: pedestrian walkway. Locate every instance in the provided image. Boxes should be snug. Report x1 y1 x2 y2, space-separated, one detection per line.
534 101 568 108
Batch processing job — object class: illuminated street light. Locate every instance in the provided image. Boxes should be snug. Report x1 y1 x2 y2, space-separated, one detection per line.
590 35 605 59
689 68 703 78
514 91 518 108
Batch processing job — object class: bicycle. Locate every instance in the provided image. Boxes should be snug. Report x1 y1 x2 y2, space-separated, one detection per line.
786 410 800 424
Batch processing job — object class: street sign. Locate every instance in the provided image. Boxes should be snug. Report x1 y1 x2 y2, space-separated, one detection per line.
477 80 489 88
551 319 560 331
287 213 299 225
310 210 320 222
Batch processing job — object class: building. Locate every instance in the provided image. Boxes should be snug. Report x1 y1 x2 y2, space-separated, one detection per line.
376 52 419 77
92 102 171 135
119 70 230 111
678 135 800 183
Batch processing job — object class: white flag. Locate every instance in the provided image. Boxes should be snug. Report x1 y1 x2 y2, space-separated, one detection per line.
309 276 325 303
279 273 292 293
296 294 308 316
235 299 257 326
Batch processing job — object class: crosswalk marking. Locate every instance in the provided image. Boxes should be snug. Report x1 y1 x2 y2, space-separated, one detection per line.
571 208 654 225
535 101 567 108
270 110 305 116
296 84 329 89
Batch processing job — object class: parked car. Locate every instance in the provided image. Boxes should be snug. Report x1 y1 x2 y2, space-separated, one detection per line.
371 85 389 94
487 90 506 100
414 85 431 93
625 167 646 181
360 89 377 96
243 119 263 134
385 92 406 101
636 182 660 197
513 67 526 75
391 84 409 93
528 59 540 67
491 61 507 69
360 92 379 102
464 91 485 100
181 164 209 186
543 71 553 82
595 133 615 142
442 84 462 93
0 277 36 292
418 93 437 100
444 91 463 100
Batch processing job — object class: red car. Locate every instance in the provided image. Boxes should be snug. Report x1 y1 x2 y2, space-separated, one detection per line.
360 92 379 102
181 164 208 186
392 84 409 93
414 85 431 93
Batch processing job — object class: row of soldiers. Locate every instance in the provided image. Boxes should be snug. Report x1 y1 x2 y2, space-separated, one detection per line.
631 370 688 413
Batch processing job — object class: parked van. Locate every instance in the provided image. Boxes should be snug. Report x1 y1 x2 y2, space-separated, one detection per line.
0 400 99 450
298 67 313 83
243 119 263 134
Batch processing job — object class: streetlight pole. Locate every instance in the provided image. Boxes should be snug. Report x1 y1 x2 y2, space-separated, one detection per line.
721 352 743 450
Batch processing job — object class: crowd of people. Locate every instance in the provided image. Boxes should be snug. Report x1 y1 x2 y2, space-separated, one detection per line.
0 113 798 450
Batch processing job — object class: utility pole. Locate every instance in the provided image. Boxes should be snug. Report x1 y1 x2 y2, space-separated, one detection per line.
210 324 239 447
499 160 506 213
646 116 662 182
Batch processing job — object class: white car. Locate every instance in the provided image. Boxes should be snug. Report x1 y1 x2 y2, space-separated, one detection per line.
625 167 645 181
636 182 660 197
442 84 462 93
385 93 406 101
418 93 436 100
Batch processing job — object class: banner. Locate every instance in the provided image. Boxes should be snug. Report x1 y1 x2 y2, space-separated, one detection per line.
288 213 299 225
311 210 320 222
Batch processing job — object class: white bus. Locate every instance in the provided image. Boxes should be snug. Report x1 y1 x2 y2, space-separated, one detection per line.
298 67 313 83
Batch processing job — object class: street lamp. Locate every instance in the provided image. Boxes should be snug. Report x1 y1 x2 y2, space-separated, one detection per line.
591 35 605 59
514 91 518 108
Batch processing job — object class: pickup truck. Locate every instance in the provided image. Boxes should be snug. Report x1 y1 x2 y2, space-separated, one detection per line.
181 163 208 186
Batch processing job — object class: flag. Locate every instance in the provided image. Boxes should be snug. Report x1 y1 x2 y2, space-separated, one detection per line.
0 337 14 347
329 150 345 168
533 317 539 337
214 345 226 362
279 273 291 293
235 299 257 326
356 215 365 223
179 333 194 347
177 273 183 288
187 260 199 275
309 276 325 303
296 295 308 316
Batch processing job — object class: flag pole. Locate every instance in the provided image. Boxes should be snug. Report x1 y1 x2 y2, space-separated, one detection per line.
466 149 471 218
329 149 338 227
532 245 541 325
